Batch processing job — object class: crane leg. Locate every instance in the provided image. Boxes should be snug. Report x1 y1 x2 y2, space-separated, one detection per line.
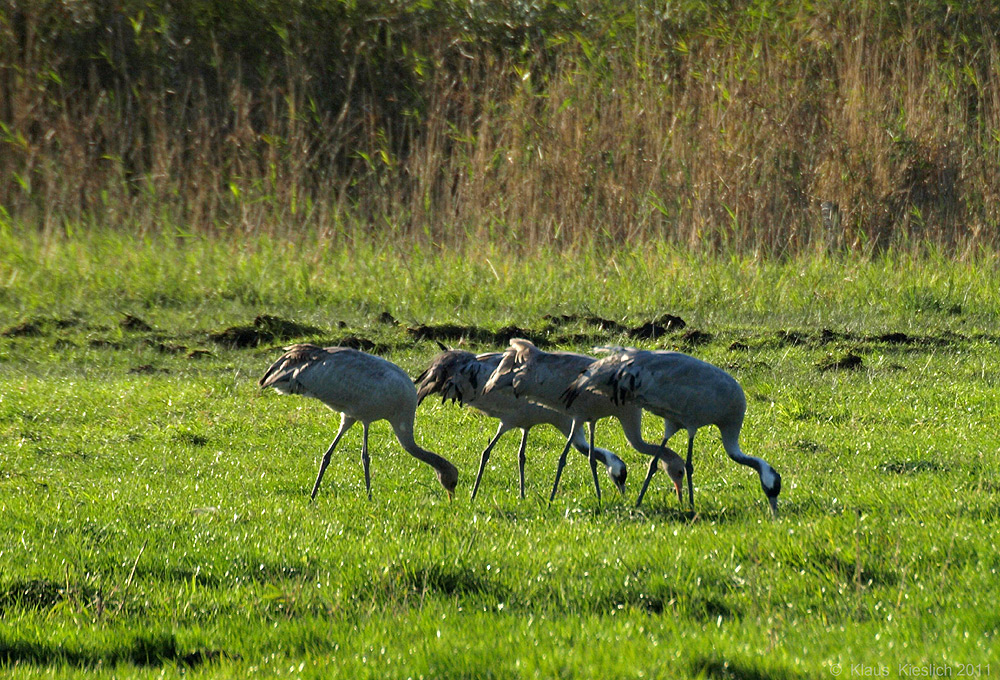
311 415 355 501
587 421 601 503
471 425 506 501
549 431 577 502
685 431 696 511
657 420 684 506
361 422 372 500
516 429 529 499
635 455 659 508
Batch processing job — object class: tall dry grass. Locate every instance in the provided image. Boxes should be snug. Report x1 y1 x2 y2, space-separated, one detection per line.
1 1 998 254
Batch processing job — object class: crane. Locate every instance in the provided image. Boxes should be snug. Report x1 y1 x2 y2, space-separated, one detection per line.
483 339 685 503
259 344 459 500
415 348 628 499
564 348 781 515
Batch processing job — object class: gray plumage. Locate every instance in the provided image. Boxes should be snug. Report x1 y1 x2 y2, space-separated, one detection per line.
483 339 685 502
564 348 781 515
259 344 459 500
415 348 627 499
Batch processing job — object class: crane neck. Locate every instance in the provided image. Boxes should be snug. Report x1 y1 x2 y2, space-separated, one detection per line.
719 425 781 498
616 407 684 465
392 419 459 485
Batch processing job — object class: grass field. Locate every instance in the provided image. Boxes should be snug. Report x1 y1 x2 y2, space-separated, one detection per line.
1 229 998 677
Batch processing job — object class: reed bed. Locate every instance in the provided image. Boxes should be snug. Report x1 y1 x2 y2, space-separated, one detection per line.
2 1 998 254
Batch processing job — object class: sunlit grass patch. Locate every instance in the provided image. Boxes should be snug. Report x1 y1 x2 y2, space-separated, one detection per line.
1 234 999 677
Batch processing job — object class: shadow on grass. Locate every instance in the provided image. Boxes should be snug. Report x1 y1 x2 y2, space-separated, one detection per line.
784 547 899 590
0 632 232 668
526 496 786 525
134 557 321 589
617 503 780 525
878 459 942 474
692 655 810 680
598 585 739 620
0 579 77 612
357 561 510 607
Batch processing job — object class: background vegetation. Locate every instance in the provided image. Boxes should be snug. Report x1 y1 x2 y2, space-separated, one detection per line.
2 0 1000 252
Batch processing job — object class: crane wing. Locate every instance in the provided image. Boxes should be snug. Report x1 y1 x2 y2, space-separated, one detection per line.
258 343 331 392
415 350 499 405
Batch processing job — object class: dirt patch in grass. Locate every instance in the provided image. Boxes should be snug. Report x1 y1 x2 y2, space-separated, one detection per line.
777 330 809 346
173 431 209 446
128 364 168 375
817 352 864 371
680 328 713 346
209 325 266 348
2 320 44 337
120 314 153 332
89 339 126 350
143 338 187 353
209 315 323 348
406 323 494 344
406 323 548 347
543 313 626 332
494 324 538 345
542 312 686 341
2 316 82 337
628 314 687 340
775 328 978 351
404 314 698 350
875 331 914 344
327 335 378 352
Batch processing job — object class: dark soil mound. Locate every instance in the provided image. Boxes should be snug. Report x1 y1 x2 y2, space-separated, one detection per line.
210 315 323 348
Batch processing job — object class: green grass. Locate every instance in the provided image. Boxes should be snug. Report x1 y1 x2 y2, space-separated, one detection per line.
2 229 999 677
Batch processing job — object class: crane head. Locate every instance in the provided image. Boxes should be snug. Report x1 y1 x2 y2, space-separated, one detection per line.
658 452 686 504
606 459 627 496
437 463 459 500
761 467 781 517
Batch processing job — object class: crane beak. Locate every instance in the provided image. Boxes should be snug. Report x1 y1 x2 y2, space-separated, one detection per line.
674 480 683 505
614 478 627 496
767 495 778 517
